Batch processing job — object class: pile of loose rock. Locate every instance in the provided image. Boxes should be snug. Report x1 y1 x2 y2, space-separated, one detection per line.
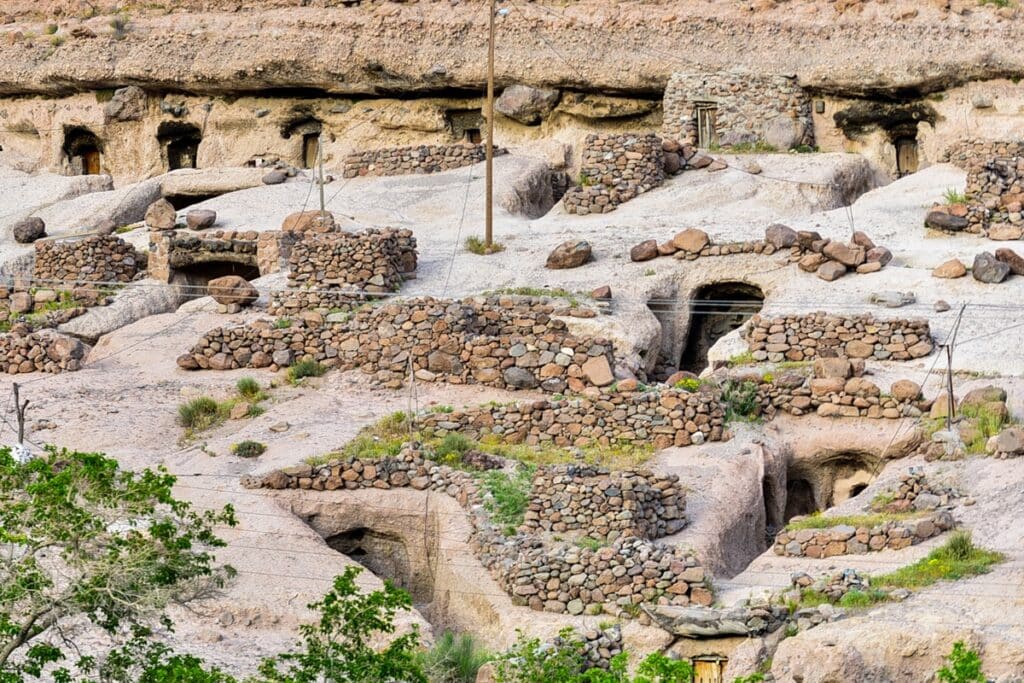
931 249 1024 285
872 469 961 512
268 228 417 313
33 235 139 285
939 139 1024 237
744 312 933 363
630 225 893 281
418 385 728 449
562 133 665 215
0 327 90 374
772 511 954 558
181 295 616 394
248 447 710 617
790 568 873 602
522 464 686 540
342 143 495 178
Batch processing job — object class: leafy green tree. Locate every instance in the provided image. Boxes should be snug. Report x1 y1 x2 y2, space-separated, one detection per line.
936 641 985 683
0 447 236 681
255 565 426 683
86 626 236 683
492 628 586 683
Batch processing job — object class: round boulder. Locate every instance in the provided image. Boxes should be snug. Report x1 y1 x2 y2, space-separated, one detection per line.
764 223 797 249
546 239 593 269
972 252 1010 284
13 217 46 243
630 239 658 262
207 275 259 306
144 198 178 230
672 228 710 253
262 170 287 185
495 85 560 125
186 209 217 230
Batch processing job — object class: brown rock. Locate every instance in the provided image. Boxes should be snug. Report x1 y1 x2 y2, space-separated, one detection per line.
995 248 1024 276
630 239 659 262
816 261 847 281
207 276 258 306
851 231 876 249
591 285 612 300
798 253 825 272
890 379 921 401
822 241 865 267
145 198 178 230
866 246 892 265
813 357 852 379
282 210 336 233
845 340 874 359
987 223 1024 241
932 259 967 279
581 355 614 387
546 239 593 269
672 228 710 253
186 209 217 230
9 292 32 313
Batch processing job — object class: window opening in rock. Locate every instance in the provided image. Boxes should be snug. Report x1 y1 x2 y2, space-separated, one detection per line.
163 193 223 211
679 282 764 375
695 102 718 148
325 527 421 601
849 483 869 498
895 137 919 177
464 128 482 144
158 122 202 171
692 656 727 683
447 109 485 143
63 127 102 175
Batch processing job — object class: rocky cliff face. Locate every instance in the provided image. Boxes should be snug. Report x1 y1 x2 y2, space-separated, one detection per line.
0 0 1022 98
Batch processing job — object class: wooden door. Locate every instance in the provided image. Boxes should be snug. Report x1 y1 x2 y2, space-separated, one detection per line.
303 134 319 169
693 658 725 683
82 149 101 175
896 138 919 177
695 103 718 148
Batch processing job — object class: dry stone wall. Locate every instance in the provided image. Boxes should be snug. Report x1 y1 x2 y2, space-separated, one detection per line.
249 448 710 616
744 313 934 362
33 235 139 285
148 229 284 282
661 71 814 149
772 511 954 558
943 139 1024 237
342 143 496 178
522 465 686 540
418 386 727 449
752 372 924 420
562 133 664 215
0 328 90 374
181 296 616 394
268 228 417 313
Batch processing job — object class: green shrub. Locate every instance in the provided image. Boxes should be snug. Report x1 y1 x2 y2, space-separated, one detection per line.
431 404 454 413
785 511 920 531
235 377 263 400
979 0 1011 7
465 236 506 255
434 432 473 465
177 397 224 432
287 358 327 384
481 466 535 536
273 317 292 329
231 440 266 458
936 641 985 683
789 144 819 154
721 379 761 423
942 188 969 204
44 23 59 34
674 377 701 393
728 140 778 153
246 404 266 418
874 530 1003 589
726 351 755 367
417 631 491 683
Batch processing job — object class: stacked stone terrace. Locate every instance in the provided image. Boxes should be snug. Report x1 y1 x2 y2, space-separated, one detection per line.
181 295 617 393
744 313 934 362
0 327 89 374
773 511 954 558
250 447 710 616
661 71 814 149
33 235 138 286
148 229 284 282
342 143 497 178
562 133 665 215
522 465 686 541
268 228 417 313
943 139 1024 238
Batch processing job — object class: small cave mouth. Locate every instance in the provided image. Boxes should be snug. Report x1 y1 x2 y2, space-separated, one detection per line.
325 527 425 603
781 452 879 524
164 192 225 211
171 261 260 300
679 282 764 375
158 121 202 171
62 126 103 175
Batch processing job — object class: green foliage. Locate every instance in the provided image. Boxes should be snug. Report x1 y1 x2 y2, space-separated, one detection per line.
721 379 761 423
643 268 656 276
273 317 292 329
869 489 896 511
837 589 888 609
288 359 327 384
434 433 473 466
959 402 1007 453
874 531 1003 589
465 236 506 255
785 511 921 531
727 140 778 153
979 0 1011 7
44 23 58 34
246 404 266 418
235 377 265 401
177 396 226 432
50 35 64 47
256 565 426 683
481 466 535 536
936 641 986 683
732 675 765 683
485 287 584 305
430 405 454 414
416 630 491 683
726 351 755 367
0 448 235 678
87 625 236 682
674 377 701 393
577 171 594 187
942 188 969 204
231 440 267 458
575 536 605 552
789 144 819 154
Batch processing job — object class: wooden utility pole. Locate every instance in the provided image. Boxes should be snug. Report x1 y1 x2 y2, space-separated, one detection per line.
944 304 967 433
317 133 327 223
484 0 496 248
12 383 28 447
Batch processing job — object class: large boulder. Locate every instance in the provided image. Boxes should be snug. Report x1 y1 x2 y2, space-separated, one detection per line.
630 239 659 262
103 85 147 122
672 228 710 253
144 198 178 230
495 85 560 125
816 261 847 281
282 210 335 233
995 247 1024 275
502 367 538 390
762 115 804 151
43 332 90 365
207 276 258 306
546 239 592 269
972 252 1010 284
925 211 968 232
186 209 217 230
12 217 45 243
765 223 797 249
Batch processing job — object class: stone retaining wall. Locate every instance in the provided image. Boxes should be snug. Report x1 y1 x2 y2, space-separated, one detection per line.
250 449 709 616
562 133 664 215
943 139 1024 237
744 313 933 362
522 465 686 540
0 329 90 374
418 386 727 449
268 228 417 313
661 71 814 149
33 235 138 285
148 230 285 282
180 295 616 394
342 143 496 178
772 511 954 558
751 372 923 420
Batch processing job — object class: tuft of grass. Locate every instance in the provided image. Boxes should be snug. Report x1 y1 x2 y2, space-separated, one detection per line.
575 536 605 552
231 440 267 458
481 465 535 536
485 287 583 307
728 140 778 153
287 358 327 384
643 268 656 276
874 531 1003 590
246 404 266 418
236 377 266 401
416 631 492 683
837 589 888 609
721 379 761 423
979 0 1012 7
273 317 292 329
785 511 922 531
465 236 505 255
943 188 969 204
790 144 819 154
430 404 454 414
44 23 59 35
958 402 1007 454
726 350 756 367
433 432 473 466
177 397 227 433
674 377 701 393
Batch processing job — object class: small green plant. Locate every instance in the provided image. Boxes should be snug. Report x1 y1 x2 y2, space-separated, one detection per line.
288 358 327 384
959 402 1007 453
416 631 491 683
577 171 594 187
674 377 701 393
979 0 1012 7
943 188 969 204
733 674 765 683
231 440 267 458
643 268 656 276
246 404 266 418
789 144 819 154
728 140 778 153
785 511 920 531
936 641 986 683
236 376 264 401
874 530 1003 589
575 536 604 552
430 404 454 413
273 317 292 329
726 350 755 367
434 432 473 466
481 465 535 536
465 236 506 255
837 589 887 609
177 397 225 432
44 23 59 34
721 379 761 423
